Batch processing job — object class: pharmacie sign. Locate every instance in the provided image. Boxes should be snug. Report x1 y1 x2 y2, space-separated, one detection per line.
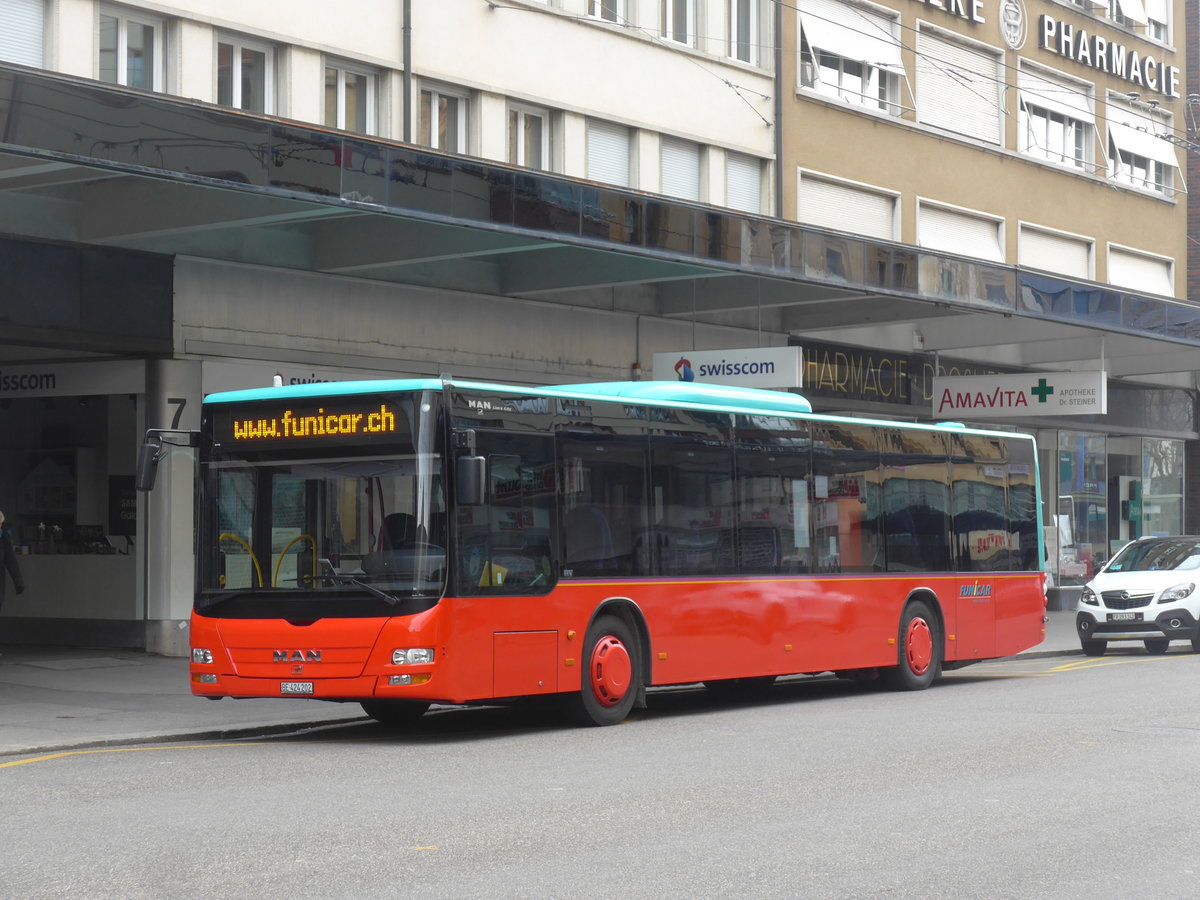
932 371 1107 418
1038 15 1181 98
652 347 802 389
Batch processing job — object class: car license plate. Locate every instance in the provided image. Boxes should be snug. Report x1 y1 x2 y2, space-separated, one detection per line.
280 681 314 695
1108 612 1141 622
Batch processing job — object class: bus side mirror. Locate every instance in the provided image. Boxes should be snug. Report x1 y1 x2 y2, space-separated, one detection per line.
135 441 162 492
456 455 486 506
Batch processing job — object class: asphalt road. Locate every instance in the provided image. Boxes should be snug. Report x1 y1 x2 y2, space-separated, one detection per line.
4 648 1199 899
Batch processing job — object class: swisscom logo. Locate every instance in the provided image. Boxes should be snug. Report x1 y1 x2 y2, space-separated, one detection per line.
672 356 776 382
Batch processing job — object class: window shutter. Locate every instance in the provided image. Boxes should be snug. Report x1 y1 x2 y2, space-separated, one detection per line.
725 153 761 213
1109 248 1173 297
1018 68 1092 124
799 175 895 240
587 120 631 187
798 0 903 71
916 31 1001 144
661 136 701 201
0 0 44 67
1019 227 1091 279
918 204 1002 262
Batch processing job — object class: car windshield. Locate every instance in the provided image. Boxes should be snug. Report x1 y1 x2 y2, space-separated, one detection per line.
1105 540 1200 573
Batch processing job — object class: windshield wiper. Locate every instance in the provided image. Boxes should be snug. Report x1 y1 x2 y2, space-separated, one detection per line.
326 573 402 606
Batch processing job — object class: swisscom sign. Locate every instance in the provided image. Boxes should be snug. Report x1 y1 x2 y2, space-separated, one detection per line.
652 347 802 389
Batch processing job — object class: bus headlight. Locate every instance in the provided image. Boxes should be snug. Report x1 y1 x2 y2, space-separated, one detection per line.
392 648 434 665
192 648 214 664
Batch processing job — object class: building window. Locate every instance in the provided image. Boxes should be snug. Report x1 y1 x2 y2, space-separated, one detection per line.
729 0 759 65
218 36 272 114
586 119 631 187
917 202 1003 263
1106 103 1179 198
420 86 467 153
1108 245 1173 296
99 6 163 90
1017 69 1092 171
798 171 897 241
1145 0 1168 40
661 136 701 201
915 30 1002 144
509 105 550 170
589 0 626 22
1019 225 1093 279
324 62 376 134
0 0 43 67
725 152 762 213
1107 0 1147 29
662 0 695 46
798 0 905 116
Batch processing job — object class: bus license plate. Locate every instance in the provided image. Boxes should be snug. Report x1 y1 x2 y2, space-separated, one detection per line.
1108 612 1141 622
280 681 314 695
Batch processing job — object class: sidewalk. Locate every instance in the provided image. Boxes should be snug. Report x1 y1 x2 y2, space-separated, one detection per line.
0 611 1082 757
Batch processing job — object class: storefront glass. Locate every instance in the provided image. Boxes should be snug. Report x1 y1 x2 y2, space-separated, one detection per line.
0 394 136 555
1042 431 1185 588
1143 438 1184 539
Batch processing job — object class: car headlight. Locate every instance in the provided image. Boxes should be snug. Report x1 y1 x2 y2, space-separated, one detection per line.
392 647 434 665
1158 583 1195 603
1079 586 1099 606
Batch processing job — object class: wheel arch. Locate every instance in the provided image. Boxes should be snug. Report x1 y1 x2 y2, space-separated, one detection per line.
904 587 946 649
586 596 652 688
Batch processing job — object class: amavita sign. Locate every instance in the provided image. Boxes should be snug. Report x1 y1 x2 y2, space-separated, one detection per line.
932 371 1107 419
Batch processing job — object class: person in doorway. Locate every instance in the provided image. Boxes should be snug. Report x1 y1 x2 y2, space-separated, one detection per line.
0 510 26 624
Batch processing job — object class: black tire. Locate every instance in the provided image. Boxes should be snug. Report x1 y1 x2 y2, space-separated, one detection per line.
1081 639 1106 657
360 699 431 726
569 614 642 726
881 600 940 691
1144 638 1170 654
1192 635 1200 654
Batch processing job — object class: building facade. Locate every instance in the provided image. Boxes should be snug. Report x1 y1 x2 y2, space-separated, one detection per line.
0 0 1193 653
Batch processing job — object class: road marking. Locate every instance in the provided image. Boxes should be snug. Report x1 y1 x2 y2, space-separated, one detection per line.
0 735 388 770
942 653 1192 680
0 741 273 769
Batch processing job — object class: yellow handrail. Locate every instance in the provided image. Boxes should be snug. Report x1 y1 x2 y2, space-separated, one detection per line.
274 534 317 587
219 533 264 587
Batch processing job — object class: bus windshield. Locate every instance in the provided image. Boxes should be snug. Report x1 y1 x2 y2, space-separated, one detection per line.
197 391 446 617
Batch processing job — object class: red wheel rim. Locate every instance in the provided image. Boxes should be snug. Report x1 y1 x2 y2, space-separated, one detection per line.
904 617 933 675
588 635 632 707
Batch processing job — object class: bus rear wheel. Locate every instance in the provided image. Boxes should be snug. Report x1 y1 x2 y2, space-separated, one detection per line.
360 699 431 727
570 615 642 726
881 600 940 691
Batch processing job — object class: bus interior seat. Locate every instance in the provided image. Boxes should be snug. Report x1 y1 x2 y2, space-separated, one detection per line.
380 512 421 549
564 505 616 573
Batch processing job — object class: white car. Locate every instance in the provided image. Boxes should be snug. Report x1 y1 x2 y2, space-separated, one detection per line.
1075 536 1200 656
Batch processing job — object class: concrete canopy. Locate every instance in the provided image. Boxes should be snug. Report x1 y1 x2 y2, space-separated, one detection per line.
1 65 1198 392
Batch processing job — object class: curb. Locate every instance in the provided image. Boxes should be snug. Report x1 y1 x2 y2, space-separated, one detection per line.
0 716 366 759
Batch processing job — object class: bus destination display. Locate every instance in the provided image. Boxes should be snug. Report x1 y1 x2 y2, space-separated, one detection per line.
211 398 403 448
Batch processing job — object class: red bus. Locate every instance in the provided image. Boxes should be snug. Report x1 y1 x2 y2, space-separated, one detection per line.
153 378 1046 726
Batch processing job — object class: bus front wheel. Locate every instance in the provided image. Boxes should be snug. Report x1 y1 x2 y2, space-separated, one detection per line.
570 615 642 726
881 600 940 691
